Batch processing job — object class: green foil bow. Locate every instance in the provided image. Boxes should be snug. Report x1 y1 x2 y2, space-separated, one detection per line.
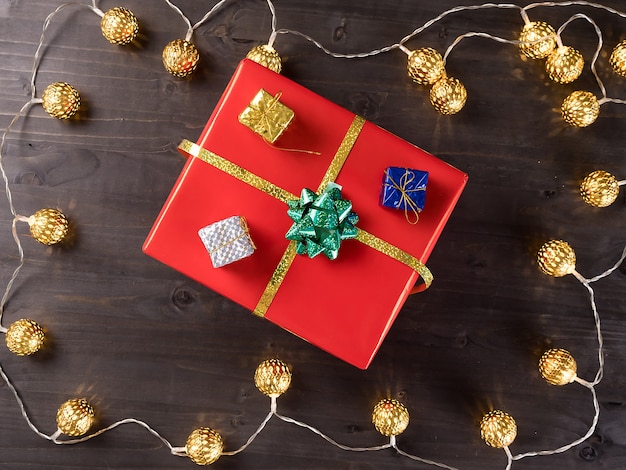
285 182 359 260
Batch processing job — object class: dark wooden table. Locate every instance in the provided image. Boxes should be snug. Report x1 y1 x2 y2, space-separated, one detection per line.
1 1 625 468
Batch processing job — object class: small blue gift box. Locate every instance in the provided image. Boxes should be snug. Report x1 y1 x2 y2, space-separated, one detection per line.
380 167 428 223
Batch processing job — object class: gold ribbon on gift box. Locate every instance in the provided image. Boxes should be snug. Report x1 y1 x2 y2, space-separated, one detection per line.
383 168 426 225
179 111 432 317
238 89 294 143
238 89 321 155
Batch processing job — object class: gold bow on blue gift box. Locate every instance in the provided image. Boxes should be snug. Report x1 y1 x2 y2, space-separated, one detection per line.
381 167 428 224
238 89 294 143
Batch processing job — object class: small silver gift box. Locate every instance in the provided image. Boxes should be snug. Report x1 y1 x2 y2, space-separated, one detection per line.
198 216 256 268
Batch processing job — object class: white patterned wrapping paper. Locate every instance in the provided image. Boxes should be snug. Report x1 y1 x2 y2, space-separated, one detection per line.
198 216 255 268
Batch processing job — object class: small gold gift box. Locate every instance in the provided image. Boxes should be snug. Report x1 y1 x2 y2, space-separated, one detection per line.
238 89 294 143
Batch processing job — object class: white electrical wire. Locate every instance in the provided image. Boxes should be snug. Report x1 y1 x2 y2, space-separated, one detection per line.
163 0 231 41
0 2 624 469
512 378 600 460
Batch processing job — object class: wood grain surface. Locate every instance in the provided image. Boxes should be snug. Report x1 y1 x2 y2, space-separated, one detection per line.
0 1 625 468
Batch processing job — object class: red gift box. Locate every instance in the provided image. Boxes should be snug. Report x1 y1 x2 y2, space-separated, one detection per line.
143 59 467 369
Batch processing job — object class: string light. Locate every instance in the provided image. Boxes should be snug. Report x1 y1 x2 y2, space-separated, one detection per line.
371 399 411 437
246 44 283 74
480 410 517 449
279 2 626 122
0 0 624 468
55 398 96 438
162 39 200 77
23 208 70 246
537 240 577 277
184 428 224 466
609 40 626 75
518 21 557 58
561 90 601 126
517 14 589 85
41 82 81 119
406 47 446 85
580 170 625 207
545 45 584 83
429 76 468 115
398 42 467 115
539 348 577 386
5 319 45 356
100 7 139 45
245 0 282 73
253 358 292 397
161 0 232 77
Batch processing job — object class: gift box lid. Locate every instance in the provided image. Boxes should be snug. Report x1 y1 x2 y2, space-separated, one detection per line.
143 59 467 369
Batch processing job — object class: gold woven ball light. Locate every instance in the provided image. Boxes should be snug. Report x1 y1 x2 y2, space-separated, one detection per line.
371 398 410 437
100 7 139 45
41 82 80 119
580 170 620 207
185 427 223 466
246 44 282 74
28 208 69 245
407 47 445 85
480 410 517 448
539 348 577 386
5 319 45 356
56 398 96 437
609 40 626 76
254 358 292 397
537 240 576 277
429 76 467 115
162 39 200 77
545 46 584 84
519 21 557 59
561 90 600 127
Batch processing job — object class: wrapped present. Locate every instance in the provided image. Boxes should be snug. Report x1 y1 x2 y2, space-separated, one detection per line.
198 216 255 268
380 166 428 224
143 59 467 369
238 89 294 143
